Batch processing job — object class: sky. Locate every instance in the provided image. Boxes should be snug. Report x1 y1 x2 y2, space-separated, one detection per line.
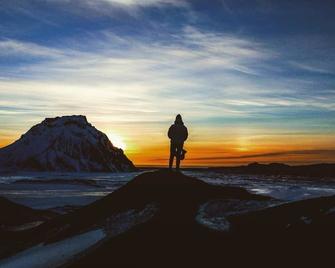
0 0 335 166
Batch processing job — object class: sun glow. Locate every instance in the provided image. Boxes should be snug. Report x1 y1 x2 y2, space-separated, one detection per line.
107 132 127 150
235 142 250 152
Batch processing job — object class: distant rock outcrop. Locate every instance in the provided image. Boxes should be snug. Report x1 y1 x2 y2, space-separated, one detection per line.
0 115 136 172
209 162 335 179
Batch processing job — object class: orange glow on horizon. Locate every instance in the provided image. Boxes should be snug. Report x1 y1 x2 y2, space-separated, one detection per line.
126 136 335 167
1 132 335 167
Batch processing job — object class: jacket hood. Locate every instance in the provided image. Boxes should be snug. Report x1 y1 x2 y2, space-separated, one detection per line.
174 114 184 125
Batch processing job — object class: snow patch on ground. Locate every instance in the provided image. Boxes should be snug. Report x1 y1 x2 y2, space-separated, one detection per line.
300 216 312 224
196 207 230 232
326 207 335 215
105 203 158 237
4 221 44 232
196 199 273 231
188 171 335 202
0 229 105 268
0 204 158 268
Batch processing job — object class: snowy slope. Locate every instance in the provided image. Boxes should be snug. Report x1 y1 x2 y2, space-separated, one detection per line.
0 115 136 172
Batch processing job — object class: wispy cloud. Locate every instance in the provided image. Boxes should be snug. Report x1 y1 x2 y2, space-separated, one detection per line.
1 0 335 166
2 26 334 123
0 26 275 120
1 25 335 134
0 13 335 163
190 150 335 161
289 61 335 75
0 39 63 58
98 0 185 7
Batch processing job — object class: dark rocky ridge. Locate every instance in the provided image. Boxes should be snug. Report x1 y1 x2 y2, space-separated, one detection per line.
0 115 136 172
209 162 335 179
0 196 57 227
0 170 270 260
0 196 58 258
1 171 334 267
67 171 335 267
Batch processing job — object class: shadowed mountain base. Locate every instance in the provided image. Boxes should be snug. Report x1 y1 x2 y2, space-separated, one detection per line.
1 170 334 267
63 170 334 267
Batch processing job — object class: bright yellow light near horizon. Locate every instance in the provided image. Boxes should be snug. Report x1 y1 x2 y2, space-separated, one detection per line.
236 147 249 152
107 132 127 151
235 137 251 152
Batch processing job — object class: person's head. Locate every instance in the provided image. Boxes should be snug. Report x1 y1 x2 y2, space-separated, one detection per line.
175 114 183 125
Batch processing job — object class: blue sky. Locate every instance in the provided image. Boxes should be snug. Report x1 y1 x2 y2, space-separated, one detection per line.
0 0 335 165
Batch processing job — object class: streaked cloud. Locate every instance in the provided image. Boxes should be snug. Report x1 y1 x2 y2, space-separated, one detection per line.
190 150 335 161
0 0 334 165
0 39 63 58
97 0 185 7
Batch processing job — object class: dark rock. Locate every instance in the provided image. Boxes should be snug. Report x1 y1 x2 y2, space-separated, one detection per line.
0 196 58 258
13 178 103 188
0 196 57 227
209 162 335 179
2 171 334 267
67 171 334 267
28 170 271 266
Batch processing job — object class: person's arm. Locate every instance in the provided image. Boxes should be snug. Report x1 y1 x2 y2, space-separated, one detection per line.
184 127 188 141
168 125 173 139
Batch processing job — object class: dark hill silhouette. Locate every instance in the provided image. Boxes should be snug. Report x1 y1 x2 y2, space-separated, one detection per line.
0 196 58 258
66 171 334 267
209 162 335 179
0 170 270 261
34 170 270 242
0 196 56 227
1 171 334 267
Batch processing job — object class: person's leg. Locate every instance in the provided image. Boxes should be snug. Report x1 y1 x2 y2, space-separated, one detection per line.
176 143 183 171
169 142 176 170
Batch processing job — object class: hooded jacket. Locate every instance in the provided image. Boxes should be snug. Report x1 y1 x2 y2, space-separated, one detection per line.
168 116 188 143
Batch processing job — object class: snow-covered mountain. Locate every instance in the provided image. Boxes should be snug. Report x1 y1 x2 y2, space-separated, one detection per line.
0 115 136 172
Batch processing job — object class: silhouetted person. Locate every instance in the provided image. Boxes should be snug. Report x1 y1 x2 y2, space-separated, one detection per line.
168 114 188 171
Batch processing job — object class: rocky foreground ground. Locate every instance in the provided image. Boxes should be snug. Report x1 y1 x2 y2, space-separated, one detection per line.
0 170 334 267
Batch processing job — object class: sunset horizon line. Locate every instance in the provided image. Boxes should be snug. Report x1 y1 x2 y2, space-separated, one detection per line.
1 113 334 167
